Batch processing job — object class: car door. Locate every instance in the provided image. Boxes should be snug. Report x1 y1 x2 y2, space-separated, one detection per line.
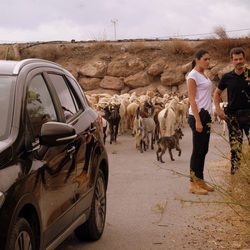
25 72 77 246
47 72 99 220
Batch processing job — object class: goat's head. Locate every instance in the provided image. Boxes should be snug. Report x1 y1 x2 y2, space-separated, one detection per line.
174 128 184 139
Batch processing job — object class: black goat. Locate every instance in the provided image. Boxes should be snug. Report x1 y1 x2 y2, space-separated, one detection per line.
103 104 121 144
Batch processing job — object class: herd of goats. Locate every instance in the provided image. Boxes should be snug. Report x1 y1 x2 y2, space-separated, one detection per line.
86 90 190 161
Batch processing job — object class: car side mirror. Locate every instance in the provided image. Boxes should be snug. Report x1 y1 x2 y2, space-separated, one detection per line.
40 121 77 146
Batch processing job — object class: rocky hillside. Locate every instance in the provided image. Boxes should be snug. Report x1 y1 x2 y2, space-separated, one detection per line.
1 38 250 98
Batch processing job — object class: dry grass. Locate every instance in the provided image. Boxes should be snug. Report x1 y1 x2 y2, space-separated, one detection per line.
0 45 18 60
2 37 250 64
197 38 250 61
214 142 250 222
169 39 194 56
19 44 61 61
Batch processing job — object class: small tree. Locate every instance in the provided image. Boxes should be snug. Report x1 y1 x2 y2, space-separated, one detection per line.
214 26 228 39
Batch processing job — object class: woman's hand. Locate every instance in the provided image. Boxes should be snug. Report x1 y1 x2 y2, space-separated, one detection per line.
195 120 203 133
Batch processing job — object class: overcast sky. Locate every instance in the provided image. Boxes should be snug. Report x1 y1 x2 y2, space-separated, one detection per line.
0 0 249 43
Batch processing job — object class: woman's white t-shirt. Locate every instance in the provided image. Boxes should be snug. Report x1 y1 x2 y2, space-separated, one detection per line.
186 69 212 115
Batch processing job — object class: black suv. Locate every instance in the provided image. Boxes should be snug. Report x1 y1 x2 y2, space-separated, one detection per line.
0 59 109 250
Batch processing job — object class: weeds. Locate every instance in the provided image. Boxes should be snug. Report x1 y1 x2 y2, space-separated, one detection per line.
170 39 194 56
208 126 250 220
152 199 168 223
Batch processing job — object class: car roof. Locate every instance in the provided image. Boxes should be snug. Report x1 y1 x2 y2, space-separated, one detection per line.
0 59 62 75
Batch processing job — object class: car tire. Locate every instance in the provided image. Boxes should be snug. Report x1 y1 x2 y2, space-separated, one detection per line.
6 217 36 250
75 169 107 241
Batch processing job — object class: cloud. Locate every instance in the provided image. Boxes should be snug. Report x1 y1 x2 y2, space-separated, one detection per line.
0 0 249 42
0 20 88 42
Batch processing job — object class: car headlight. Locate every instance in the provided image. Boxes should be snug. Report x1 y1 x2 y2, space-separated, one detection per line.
0 191 5 208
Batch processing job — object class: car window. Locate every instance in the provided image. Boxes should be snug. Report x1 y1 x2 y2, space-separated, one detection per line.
0 76 15 140
67 76 87 106
26 74 57 138
48 74 80 120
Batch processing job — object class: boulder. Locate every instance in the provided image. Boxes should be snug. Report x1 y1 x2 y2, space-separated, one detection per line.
85 88 119 96
124 71 151 88
217 64 234 79
178 82 188 96
181 61 192 74
128 84 157 96
147 59 166 76
79 60 107 77
204 69 217 81
161 67 185 86
157 85 172 95
100 76 124 90
107 55 145 77
78 77 101 91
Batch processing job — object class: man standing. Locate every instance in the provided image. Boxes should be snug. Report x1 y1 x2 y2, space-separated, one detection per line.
214 47 250 175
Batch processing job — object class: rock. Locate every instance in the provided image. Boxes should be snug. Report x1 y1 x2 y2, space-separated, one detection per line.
161 67 185 86
205 69 217 81
100 76 124 90
178 82 188 96
124 71 151 88
66 66 79 80
147 59 166 76
107 55 145 77
128 84 157 95
181 62 192 74
217 64 234 79
209 63 229 80
78 77 101 90
79 60 107 77
157 85 172 95
85 88 119 96
120 86 130 94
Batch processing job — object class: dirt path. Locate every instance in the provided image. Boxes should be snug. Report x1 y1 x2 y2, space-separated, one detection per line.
57 124 250 250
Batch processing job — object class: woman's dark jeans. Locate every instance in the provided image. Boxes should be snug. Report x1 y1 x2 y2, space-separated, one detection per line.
188 109 211 181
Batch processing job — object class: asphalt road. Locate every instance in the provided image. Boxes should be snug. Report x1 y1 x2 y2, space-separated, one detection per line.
56 124 247 250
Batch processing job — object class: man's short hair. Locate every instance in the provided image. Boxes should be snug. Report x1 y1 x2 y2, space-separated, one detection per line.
230 47 245 58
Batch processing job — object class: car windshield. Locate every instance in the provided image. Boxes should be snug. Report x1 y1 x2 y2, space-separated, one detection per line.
0 76 15 140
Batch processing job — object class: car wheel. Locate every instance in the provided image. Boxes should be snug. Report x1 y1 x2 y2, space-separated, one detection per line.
6 217 36 250
75 169 107 241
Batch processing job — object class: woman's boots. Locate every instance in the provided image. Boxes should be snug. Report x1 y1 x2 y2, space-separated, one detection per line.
189 180 214 195
196 179 214 192
189 182 208 195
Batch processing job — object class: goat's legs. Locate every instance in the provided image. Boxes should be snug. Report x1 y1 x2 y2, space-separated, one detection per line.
176 145 181 157
156 148 161 161
159 149 166 163
151 133 155 150
110 125 114 144
169 148 175 161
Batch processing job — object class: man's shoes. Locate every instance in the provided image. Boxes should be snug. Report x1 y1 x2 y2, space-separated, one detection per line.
189 182 208 195
196 180 214 192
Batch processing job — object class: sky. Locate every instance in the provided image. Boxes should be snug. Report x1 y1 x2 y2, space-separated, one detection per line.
0 0 249 43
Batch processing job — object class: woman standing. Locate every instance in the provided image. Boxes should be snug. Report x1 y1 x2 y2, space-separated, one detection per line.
187 49 214 195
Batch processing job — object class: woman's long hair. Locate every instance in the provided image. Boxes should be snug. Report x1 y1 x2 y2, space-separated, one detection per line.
191 49 209 69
